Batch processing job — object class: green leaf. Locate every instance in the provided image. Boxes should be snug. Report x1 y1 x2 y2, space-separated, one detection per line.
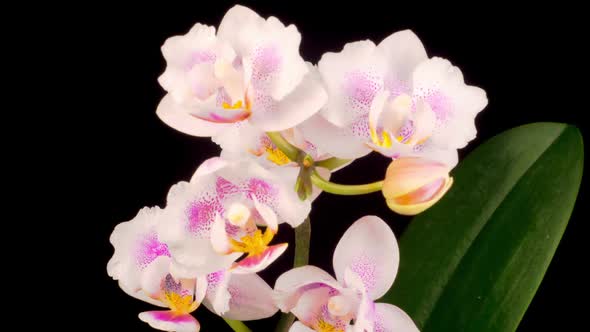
382 123 584 331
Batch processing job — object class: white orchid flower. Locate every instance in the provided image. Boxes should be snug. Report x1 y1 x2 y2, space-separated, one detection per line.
157 5 327 138
275 216 419 332
157 157 310 279
107 207 277 331
300 30 487 168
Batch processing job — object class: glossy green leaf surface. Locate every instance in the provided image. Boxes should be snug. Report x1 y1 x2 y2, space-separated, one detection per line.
382 123 584 331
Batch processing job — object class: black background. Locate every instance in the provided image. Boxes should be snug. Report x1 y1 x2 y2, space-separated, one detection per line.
53 1 588 331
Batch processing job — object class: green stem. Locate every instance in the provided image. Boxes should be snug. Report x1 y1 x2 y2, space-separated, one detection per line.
274 217 312 332
315 157 352 171
294 217 311 267
266 132 301 161
311 170 383 195
223 318 252 332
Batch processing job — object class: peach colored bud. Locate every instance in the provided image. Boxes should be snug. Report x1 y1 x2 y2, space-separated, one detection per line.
382 157 453 215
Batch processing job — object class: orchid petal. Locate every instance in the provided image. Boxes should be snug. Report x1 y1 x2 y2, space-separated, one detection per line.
158 180 240 276
248 64 327 131
274 265 339 312
118 281 167 308
211 213 232 254
204 270 232 315
139 311 200 332
412 57 487 149
374 303 419 332
156 94 228 137
140 256 172 297
218 6 308 101
206 272 278 320
252 195 278 232
318 40 387 127
289 321 315 332
108 207 170 296
191 157 229 180
189 105 251 124
377 30 428 89
231 243 288 274
333 216 399 300
291 286 334 327
299 114 371 159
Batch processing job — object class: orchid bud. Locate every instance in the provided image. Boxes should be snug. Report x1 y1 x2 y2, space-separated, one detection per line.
382 157 453 215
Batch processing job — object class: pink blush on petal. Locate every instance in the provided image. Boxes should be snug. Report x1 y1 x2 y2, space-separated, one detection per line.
185 51 217 70
151 311 194 323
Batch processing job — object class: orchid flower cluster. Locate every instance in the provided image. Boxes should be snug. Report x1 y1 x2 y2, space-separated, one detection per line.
107 5 487 332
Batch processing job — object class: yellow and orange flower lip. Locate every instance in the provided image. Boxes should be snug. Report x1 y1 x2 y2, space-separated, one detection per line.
382 157 453 215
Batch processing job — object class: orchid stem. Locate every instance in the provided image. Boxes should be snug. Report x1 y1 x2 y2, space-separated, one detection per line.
294 217 311 267
311 170 383 195
274 217 311 332
315 157 351 171
266 132 301 162
223 318 252 332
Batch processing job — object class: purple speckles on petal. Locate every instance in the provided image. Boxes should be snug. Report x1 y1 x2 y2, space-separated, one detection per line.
344 70 383 116
216 177 241 199
136 232 171 269
251 45 282 89
245 178 278 207
163 274 183 294
397 120 415 143
350 254 377 293
348 116 371 139
384 77 411 98
424 90 452 124
253 91 278 113
225 220 243 237
206 270 226 290
187 200 220 237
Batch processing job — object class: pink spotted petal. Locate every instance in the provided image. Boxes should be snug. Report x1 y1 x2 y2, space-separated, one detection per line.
205 270 232 315
231 243 288 274
139 311 200 332
333 216 399 300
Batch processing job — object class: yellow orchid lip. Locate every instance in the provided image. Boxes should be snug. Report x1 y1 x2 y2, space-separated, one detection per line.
314 319 343 332
229 228 275 256
222 100 244 110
